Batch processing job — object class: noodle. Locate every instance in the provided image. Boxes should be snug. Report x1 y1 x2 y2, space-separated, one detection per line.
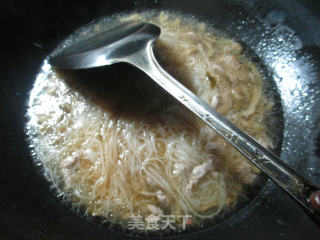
26 11 273 230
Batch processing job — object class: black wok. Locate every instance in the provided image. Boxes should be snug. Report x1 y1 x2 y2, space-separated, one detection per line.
1 0 320 239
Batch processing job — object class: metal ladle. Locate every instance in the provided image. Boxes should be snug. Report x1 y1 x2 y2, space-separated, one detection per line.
49 22 320 225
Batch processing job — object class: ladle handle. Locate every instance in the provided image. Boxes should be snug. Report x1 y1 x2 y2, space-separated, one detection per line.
127 43 320 226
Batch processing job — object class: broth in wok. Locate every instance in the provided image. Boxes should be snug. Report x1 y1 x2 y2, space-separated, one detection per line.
26 11 274 231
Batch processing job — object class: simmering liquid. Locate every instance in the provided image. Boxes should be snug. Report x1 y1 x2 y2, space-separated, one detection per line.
26 11 274 231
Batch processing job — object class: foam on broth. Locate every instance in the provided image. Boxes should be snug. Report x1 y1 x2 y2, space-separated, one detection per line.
26 11 275 232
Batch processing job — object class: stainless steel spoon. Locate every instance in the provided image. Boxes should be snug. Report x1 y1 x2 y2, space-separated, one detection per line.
49 22 320 225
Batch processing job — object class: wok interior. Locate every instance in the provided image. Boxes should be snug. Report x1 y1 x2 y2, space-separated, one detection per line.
52 53 281 235
1 0 320 239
